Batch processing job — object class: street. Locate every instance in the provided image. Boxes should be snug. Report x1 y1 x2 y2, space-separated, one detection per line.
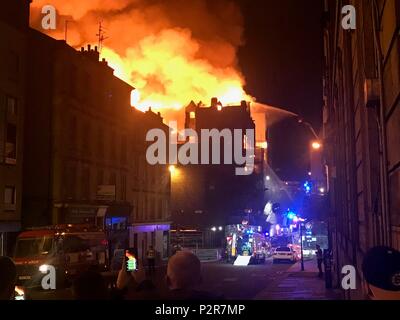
2 0 399 303
197 260 293 299
25 259 320 300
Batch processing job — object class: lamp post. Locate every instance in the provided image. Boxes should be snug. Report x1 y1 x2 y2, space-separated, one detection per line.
300 221 305 271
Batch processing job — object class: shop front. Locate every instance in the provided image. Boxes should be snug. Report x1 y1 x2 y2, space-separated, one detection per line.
129 223 171 265
63 203 131 258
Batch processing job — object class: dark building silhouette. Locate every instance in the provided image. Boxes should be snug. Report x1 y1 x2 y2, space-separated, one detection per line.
171 99 268 247
22 31 171 259
0 1 171 257
323 0 400 299
0 0 30 255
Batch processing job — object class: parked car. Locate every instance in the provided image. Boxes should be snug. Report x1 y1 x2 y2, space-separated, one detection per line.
273 246 296 263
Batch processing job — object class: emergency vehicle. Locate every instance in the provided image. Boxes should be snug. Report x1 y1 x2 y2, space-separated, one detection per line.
13 224 109 290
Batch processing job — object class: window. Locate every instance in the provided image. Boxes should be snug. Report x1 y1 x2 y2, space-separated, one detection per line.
7 51 19 81
158 199 162 220
82 121 92 156
98 128 104 157
14 237 54 258
63 236 88 253
4 186 16 210
121 174 126 201
83 73 92 102
111 131 116 161
70 115 77 150
97 169 104 186
109 172 116 186
7 96 17 117
121 135 127 165
81 167 90 200
5 123 17 164
65 164 76 199
69 66 78 97
190 111 196 119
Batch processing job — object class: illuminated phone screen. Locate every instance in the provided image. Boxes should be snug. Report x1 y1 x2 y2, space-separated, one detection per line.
125 249 138 272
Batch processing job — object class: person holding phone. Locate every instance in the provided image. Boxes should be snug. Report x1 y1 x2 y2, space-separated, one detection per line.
125 249 138 273
115 248 161 300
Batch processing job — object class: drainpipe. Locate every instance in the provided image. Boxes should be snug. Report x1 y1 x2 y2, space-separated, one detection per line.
371 0 391 246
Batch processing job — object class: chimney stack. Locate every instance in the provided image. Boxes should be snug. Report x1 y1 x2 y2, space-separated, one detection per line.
211 97 218 108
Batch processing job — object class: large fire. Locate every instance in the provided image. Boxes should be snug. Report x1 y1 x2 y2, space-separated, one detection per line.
29 0 253 121
99 30 251 112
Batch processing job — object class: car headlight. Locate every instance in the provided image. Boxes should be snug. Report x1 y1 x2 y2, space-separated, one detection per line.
39 264 50 273
15 286 25 300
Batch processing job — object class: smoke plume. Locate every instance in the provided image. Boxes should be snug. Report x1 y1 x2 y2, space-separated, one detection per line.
30 0 251 124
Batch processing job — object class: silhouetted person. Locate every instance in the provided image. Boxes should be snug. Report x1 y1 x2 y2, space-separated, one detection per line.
116 255 159 300
362 246 400 300
316 245 323 278
166 251 223 300
171 244 182 256
133 278 160 300
146 246 156 276
73 270 109 300
0 256 17 300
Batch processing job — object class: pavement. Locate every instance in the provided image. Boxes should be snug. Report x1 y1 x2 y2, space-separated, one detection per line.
254 259 342 300
25 258 343 300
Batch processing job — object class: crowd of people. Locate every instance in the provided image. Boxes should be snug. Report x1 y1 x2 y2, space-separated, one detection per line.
1 245 399 300
0 250 222 301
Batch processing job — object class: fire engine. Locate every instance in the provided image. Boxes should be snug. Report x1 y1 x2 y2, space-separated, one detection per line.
13 224 109 291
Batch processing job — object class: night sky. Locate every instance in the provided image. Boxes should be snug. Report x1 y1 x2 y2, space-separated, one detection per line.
237 0 324 181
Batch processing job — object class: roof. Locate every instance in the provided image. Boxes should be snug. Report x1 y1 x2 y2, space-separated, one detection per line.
18 230 55 238
18 224 105 238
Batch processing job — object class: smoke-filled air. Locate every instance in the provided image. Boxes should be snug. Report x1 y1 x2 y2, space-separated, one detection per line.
29 0 254 123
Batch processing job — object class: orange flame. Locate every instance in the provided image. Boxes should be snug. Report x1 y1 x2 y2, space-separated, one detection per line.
100 29 252 113
30 0 253 121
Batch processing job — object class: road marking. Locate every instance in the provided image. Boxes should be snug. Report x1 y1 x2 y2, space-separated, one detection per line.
223 278 238 282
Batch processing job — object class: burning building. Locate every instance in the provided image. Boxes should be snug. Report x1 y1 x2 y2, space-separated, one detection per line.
29 0 252 122
170 98 268 248
19 9 171 259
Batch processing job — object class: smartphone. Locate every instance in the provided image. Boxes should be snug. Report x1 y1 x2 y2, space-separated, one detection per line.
125 248 138 272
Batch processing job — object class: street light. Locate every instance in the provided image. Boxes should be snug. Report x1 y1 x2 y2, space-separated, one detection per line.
311 141 322 150
169 165 176 174
297 117 319 140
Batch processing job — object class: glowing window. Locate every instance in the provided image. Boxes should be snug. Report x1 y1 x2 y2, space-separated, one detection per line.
190 112 196 119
